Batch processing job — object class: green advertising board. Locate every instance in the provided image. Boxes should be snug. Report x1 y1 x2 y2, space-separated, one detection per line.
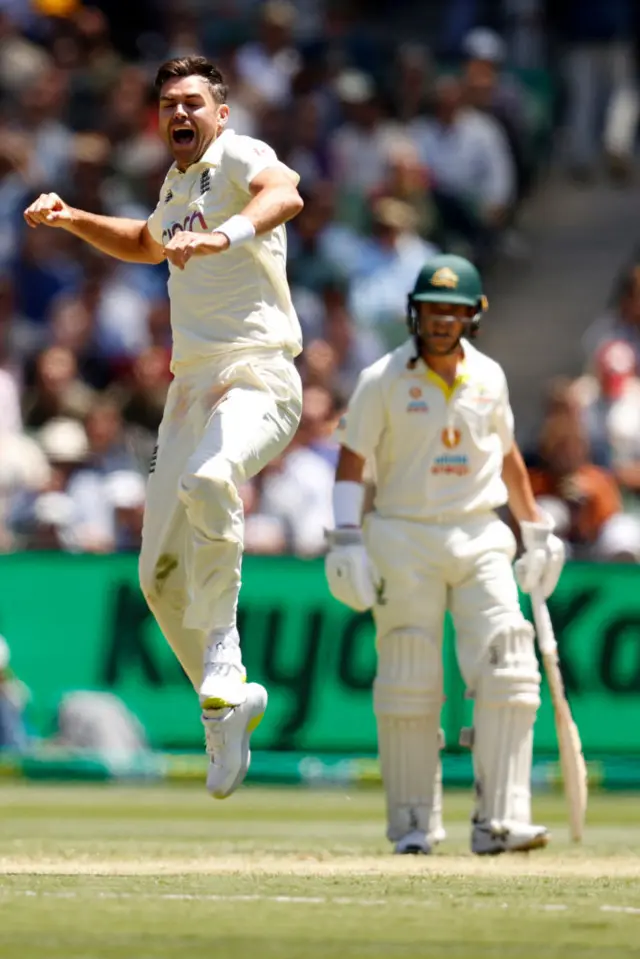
1 553 640 756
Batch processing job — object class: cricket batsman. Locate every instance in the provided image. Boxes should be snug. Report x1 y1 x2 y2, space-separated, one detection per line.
325 254 565 855
24 57 304 799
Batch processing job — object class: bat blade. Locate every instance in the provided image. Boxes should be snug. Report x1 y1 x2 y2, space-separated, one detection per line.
542 651 588 842
531 588 588 843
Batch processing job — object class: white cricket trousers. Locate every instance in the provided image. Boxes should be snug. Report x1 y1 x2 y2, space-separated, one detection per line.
139 349 302 690
364 511 527 684
364 511 539 840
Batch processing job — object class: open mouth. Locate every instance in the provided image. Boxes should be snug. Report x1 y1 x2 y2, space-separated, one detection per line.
171 128 195 145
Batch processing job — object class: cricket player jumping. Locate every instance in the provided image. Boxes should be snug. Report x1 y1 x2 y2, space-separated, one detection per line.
24 57 304 800
325 254 565 855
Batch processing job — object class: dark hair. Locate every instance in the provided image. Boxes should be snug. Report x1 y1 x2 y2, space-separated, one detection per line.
154 56 228 103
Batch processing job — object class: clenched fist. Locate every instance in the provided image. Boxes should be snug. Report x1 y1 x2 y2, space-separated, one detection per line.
24 193 73 229
163 230 229 270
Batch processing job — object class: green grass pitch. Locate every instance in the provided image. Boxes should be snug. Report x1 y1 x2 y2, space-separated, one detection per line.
1 783 639 958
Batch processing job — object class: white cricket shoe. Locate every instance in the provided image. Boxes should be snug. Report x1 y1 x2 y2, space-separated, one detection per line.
430 824 447 845
202 682 267 799
200 630 247 709
471 820 549 856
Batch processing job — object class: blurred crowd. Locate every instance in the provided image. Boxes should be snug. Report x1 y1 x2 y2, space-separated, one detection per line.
0 0 639 561
519 258 640 564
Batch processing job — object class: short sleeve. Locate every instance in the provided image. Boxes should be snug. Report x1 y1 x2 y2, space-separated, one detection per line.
492 369 515 453
222 133 299 193
336 366 386 461
146 196 164 244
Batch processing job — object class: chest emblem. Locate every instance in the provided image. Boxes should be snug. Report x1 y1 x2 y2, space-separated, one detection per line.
441 428 462 448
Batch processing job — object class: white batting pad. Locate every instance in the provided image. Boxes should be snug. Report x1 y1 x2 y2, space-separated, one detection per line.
374 629 443 842
472 624 541 825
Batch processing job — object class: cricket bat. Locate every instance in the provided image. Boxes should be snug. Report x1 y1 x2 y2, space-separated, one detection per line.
531 586 588 842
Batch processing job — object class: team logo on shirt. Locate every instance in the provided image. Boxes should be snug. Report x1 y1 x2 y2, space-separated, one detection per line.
164 189 174 203
406 386 429 412
441 428 462 448
431 267 459 289
200 169 211 194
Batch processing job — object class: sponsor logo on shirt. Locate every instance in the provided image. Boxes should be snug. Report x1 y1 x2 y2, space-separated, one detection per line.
407 388 428 413
473 384 493 406
162 209 208 243
431 454 469 476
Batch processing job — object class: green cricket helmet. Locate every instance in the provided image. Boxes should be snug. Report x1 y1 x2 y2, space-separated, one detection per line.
407 254 488 339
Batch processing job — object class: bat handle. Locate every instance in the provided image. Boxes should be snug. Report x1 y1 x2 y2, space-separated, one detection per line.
531 587 557 657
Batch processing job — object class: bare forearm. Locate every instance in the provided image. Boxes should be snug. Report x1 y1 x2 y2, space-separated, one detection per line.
241 185 304 236
502 444 540 523
66 209 162 263
335 446 366 483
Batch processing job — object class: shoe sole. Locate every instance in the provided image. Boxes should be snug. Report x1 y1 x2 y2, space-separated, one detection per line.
473 832 550 856
211 696 267 800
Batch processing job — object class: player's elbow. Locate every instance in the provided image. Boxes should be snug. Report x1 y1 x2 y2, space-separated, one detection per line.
138 224 166 265
286 188 304 220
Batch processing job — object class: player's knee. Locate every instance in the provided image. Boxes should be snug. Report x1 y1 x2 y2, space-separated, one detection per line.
473 623 541 710
178 458 238 522
374 628 443 718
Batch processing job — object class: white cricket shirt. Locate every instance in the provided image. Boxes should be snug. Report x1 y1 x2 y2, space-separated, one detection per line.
337 338 515 521
147 129 303 370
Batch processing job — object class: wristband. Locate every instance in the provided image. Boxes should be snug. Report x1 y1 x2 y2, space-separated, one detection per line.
214 214 256 248
333 481 364 528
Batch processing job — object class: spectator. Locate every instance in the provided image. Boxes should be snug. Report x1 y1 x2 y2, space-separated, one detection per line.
348 196 438 345
583 263 640 369
104 469 146 552
370 138 436 242
544 0 637 182
259 385 338 555
82 399 139 473
410 74 516 262
47 288 113 392
306 277 385 397
575 339 640 509
22 345 96 429
12 65 73 189
285 93 331 190
461 26 535 202
329 69 400 199
235 0 302 109
527 407 637 560
386 42 434 125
